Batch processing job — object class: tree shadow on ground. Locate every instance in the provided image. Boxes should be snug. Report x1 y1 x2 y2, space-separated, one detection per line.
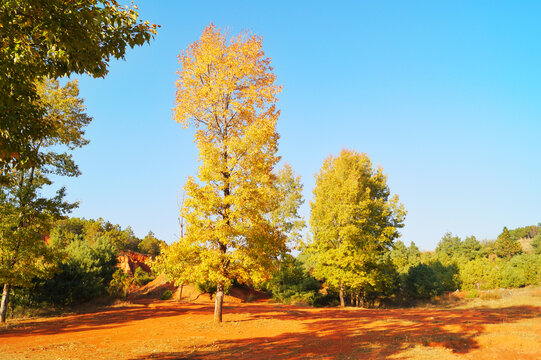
0 300 215 337
128 304 541 360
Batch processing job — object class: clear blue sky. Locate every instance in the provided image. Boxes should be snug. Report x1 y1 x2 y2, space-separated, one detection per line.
59 1 541 250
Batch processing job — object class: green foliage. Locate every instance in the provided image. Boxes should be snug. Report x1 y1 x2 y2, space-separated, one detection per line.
508 225 539 241
459 257 503 290
107 269 131 299
404 263 442 299
404 261 458 300
160 290 173 300
0 0 157 177
269 165 306 250
31 237 117 305
390 241 422 275
500 254 541 288
264 255 321 305
137 231 166 256
494 227 522 259
196 280 218 295
465 289 479 299
49 217 143 253
1 79 90 321
435 233 462 265
531 234 541 254
133 267 154 287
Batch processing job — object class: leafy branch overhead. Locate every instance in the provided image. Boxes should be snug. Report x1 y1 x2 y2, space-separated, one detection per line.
0 0 158 180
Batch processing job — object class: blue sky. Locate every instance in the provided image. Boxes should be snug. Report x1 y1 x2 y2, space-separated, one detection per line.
59 1 541 250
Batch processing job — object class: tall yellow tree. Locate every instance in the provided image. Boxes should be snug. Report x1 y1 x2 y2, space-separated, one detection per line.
308 149 406 307
173 24 284 323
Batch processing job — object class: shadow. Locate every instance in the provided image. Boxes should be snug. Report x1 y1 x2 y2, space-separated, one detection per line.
0 300 215 337
1 299 540 359
127 303 541 360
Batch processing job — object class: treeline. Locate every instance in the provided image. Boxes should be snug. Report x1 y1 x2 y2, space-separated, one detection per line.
7 218 165 317
266 225 541 307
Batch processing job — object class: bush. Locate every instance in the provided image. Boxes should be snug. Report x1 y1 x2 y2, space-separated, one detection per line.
107 269 131 298
264 255 322 306
404 263 442 299
459 257 503 290
196 280 217 295
161 290 173 300
500 254 541 288
465 289 479 299
133 267 154 287
31 237 117 306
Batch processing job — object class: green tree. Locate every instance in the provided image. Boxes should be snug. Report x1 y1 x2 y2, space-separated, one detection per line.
459 235 483 261
269 165 306 251
389 240 409 274
435 233 462 265
494 227 522 259
407 242 421 268
0 0 157 180
0 79 90 322
138 231 166 257
308 149 406 307
531 234 541 254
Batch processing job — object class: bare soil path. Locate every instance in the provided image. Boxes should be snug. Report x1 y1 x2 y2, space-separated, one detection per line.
1 296 540 359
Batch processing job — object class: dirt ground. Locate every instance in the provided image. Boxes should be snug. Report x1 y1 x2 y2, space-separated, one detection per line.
1 289 540 360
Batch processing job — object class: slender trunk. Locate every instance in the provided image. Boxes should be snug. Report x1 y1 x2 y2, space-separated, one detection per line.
359 289 365 308
350 292 355 306
355 290 360 307
178 284 184 302
214 282 224 323
339 281 345 307
1 283 11 323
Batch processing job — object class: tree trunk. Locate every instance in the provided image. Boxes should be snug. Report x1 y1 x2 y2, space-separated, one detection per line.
358 289 365 308
355 290 360 307
339 281 345 307
178 284 184 302
214 282 224 323
1 283 11 323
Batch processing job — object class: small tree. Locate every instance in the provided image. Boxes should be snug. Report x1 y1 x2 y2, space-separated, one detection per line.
494 227 522 259
152 239 200 301
138 231 166 257
0 79 90 322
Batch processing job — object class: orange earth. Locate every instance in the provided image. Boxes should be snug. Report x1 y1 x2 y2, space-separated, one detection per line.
1 291 540 360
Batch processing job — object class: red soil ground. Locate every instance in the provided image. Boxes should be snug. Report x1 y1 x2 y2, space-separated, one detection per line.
1 294 540 359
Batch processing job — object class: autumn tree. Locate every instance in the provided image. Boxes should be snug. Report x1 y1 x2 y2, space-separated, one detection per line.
0 79 90 322
308 149 406 307
173 24 285 322
0 0 157 181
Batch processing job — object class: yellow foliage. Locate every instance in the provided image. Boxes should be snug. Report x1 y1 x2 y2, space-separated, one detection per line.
172 24 285 290
308 149 406 292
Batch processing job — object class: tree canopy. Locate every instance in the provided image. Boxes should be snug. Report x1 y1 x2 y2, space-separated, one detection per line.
173 24 285 322
0 0 157 181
